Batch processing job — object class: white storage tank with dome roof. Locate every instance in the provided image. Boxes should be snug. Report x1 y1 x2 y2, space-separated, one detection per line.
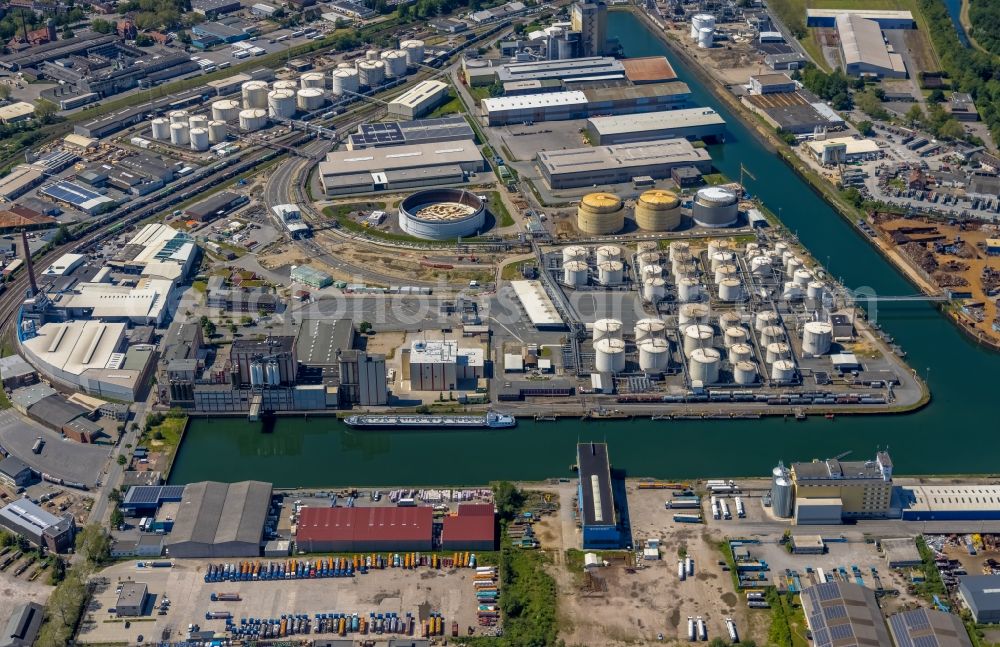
239 108 268 131
151 118 170 140
241 81 269 109
734 361 757 385
597 260 624 286
682 324 714 357
169 122 189 145
593 338 626 373
332 68 360 96
634 318 667 342
208 120 228 143
692 186 738 227
802 321 833 356
297 88 324 112
189 128 209 151
212 99 242 123
268 89 297 118
642 277 666 302
401 39 425 66
688 347 721 383
638 338 670 373
300 72 326 89
592 318 623 342
563 260 589 287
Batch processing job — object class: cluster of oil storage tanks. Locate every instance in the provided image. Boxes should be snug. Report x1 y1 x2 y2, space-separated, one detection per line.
591 318 628 374
577 190 683 235
561 244 624 288
589 313 672 375
690 13 715 49
150 110 228 151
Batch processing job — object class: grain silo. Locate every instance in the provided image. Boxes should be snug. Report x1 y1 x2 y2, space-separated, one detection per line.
682 324 714 357
688 347 721 384
638 338 670 373
577 193 624 235
242 81 269 109
268 89 297 118
593 338 626 373
772 464 794 518
692 187 738 228
634 189 681 231
297 88 325 112
563 260 588 287
802 321 833 356
212 99 242 123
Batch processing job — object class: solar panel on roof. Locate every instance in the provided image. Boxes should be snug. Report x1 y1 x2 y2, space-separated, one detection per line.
824 604 848 620
813 627 831 647
828 624 855 641
914 636 939 647
890 614 915 647
162 485 186 498
817 582 842 601
908 608 931 630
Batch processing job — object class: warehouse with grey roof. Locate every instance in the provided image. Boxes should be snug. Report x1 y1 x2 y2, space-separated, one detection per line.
537 138 712 189
586 108 725 145
165 480 272 558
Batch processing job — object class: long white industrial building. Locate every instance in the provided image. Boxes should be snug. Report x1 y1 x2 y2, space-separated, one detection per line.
836 14 907 78
537 139 712 189
586 108 725 144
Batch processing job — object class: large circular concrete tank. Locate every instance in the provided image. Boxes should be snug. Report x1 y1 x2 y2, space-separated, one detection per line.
688 347 721 383
708 239 732 257
595 244 621 264
802 321 833 356
332 68 360 96
637 240 657 254
212 99 241 123
698 27 714 48
380 50 408 78
597 260 623 285
562 245 588 264
693 187 738 228
189 127 209 151
151 118 170 140
729 343 753 363
239 108 268 131
691 13 715 39
807 281 827 302
577 193 624 235
677 278 702 303
734 361 758 385
785 256 804 275
635 189 681 231
773 475 794 518
642 277 666 301
273 79 298 92
169 110 188 125
357 60 386 87
638 338 670 373
668 241 690 262
169 122 189 145
242 81 268 109
401 39 425 66
300 72 325 89
751 255 773 277
208 120 228 143
678 303 710 326
765 342 791 364
592 318 623 342
771 359 796 381
642 265 664 280
682 324 714 357
635 318 667 342
718 278 742 302
761 325 785 346
563 260 588 286
297 88 324 111
268 89 297 118
673 259 697 279
723 326 748 348
755 310 780 331
593 338 626 373
188 115 208 130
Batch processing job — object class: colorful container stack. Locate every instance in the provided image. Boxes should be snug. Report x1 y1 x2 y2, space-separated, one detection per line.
475 566 499 627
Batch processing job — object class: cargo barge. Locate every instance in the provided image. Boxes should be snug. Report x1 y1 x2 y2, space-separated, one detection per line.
343 411 516 430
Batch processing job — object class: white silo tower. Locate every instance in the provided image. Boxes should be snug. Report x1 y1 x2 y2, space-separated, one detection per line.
688 347 721 384
380 50 408 78
593 338 626 374
331 68 360 96
357 60 386 87
401 39 425 66
268 89 297 119
563 260 588 287
772 464 794 518
682 324 714 358
638 338 670 373
189 128 209 151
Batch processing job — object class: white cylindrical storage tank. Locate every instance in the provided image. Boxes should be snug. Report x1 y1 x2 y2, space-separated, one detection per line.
729 343 753 363
296 88 324 112
208 120 228 143
637 251 661 271
774 242 789 256
597 260 623 286
592 318 623 342
250 362 263 386
751 255 772 277
723 326 747 348
734 361 757 386
803 321 833 356
691 13 714 39
273 79 298 92
673 259 697 279
169 122 189 146
677 278 702 303
401 39 425 66
642 277 666 302
718 278 742 302
707 239 732 257
793 268 813 288
688 347 721 384
188 115 208 131
782 281 804 300
366 48 380 61
242 81 268 109
266 361 279 386
678 303 710 326
268 89 297 118
682 324 714 357
642 264 664 280
719 311 742 330
785 256 804 276
771 359 796 382
331 68 360 96
668 241 690 262
755 310 780 331
563 260 588 287
635 318 667 342
212 99 241 123
698 27 714 48
593 338 626 374
773 476 794 518
807 281 827 301
595 244 621 264
300 72 325 89
638 338 670 373
563 245 588 264
357 60 385 88
761 325 785 346
692 187 739 228
151 118 170 140
380 49 408 78
710 251 734 271
745 242 760 258
714 263 738 284
189 127 209 151
239 108 268 131
637 241 657 255
766 342 791 364
169 110 189 125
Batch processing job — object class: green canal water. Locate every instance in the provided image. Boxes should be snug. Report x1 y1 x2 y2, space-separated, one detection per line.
169 11 991 488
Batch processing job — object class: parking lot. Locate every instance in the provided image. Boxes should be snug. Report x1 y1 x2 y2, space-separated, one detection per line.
0 409 111 487
78 558 484 645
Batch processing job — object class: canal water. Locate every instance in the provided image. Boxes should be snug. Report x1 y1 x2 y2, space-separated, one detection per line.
169 11 994 488
941 0 971 48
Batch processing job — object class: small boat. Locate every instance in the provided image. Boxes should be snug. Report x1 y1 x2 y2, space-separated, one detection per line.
825 413 836 420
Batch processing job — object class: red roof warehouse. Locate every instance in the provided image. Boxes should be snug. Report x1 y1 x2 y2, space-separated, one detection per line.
296 507 433 552
441 503 497 551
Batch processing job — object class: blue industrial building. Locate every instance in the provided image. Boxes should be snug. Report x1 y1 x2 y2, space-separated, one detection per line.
121 485 186 515
191 21 256 49
577 442 622 549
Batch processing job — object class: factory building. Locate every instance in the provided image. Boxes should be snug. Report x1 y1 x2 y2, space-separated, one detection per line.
620 56 678 84
230 336 296 386
114 582 149 617
0 456 34 490
441 503 497 551
585 108 725 145
346 116 475 150
577 442 621 549
0 165 45 201
0 354 38 390
495 56 623 85
899 485 1000 521
336 350 388 407
53 279 176 326
742 91 846 134
0 498 76 553
790 451 893 524
39 181 115 215
749 73 797 95
806 8 916 28
183 191 248 223
888 608 973 647
295 506 434 552
959 576 1000 624
405 340 484 391
509 280 565 330
571 1 608 57
290 265 333 289
387 80 450 120
485 83 694 126
481 91 589 126
318 140 484 196
3 601 43 647
107 223 198 284
579 82 692 115
536 139 711 190
800 582 893 647
836 14 907 78
806 136 881 165
121 485 186 515
164 480 272 558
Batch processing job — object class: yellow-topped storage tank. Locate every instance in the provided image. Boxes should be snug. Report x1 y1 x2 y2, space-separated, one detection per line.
635 189 681 231
577 192 624 235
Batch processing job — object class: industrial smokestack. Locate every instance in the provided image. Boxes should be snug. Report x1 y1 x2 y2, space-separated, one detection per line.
21 231 37 296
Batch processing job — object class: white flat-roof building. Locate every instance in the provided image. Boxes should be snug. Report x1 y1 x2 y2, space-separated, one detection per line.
900 485 1000 521
749 73 797 95
806 8 915 29
836 14 907 78
806 136 882 165
387 80 450 120
510 280 565 329
495 57 624 84
406 339 484 391
481 91 589 126
42 253 86 277
586 108 725 145
56 278 175 325
108 223 198 283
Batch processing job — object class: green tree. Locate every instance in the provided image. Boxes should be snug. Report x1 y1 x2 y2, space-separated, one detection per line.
358 321 372 333
34 98 58 123
0 84 10 101
90 18 113 32
61 25 74 39
493 481 523 522
928 89 945 103
36 569 86 647
855 90 889 120
110 507 124 528
75 524 110 569
135 33 153 46
117 454 127 466
396 2 410 19
905 103 924 126
938 119 965 139
200 315 216 338
857 120 874 136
